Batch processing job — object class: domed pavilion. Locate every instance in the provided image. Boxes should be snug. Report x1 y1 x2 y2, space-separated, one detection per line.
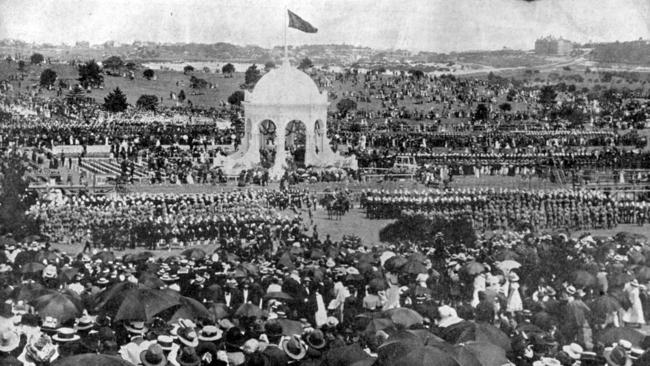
220 62 357 179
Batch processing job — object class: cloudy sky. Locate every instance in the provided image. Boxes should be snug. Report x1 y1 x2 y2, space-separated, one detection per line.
1 0 649 52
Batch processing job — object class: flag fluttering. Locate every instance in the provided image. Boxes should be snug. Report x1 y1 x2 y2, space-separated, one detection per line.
288 10 318 33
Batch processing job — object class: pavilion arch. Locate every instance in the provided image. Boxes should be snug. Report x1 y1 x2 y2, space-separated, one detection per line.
286 120 307 166
314 119 324 154
258 119 277 149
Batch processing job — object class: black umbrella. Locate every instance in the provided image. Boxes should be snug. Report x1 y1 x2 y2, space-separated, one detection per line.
53 354 132 366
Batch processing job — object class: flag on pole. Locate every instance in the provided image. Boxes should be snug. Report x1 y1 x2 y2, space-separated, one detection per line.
288 10 318 33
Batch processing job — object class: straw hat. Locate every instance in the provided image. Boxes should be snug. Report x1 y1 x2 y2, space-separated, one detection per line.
52 327 80 342
281 335 307 361
176 327 199 347
25 333 58 364
562 343 583 359
305 329 327 350
124 321 147 335
156 335 174 351
198 325 222 342
0 328 19 352
140 343 167 366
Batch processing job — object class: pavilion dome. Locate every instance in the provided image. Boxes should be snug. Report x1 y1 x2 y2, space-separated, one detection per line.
247 63 327 106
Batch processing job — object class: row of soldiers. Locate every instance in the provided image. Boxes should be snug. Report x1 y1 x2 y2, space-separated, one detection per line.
362 188 650 230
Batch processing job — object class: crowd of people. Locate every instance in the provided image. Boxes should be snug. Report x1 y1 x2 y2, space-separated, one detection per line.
1 221 650 365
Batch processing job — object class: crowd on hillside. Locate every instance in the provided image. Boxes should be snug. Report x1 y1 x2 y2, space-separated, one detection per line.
2 64 650 184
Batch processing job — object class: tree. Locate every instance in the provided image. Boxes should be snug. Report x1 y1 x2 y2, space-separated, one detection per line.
203 66 211 73
178 90 186 102
30 53 44 65
125 61 137 71
17 60 26 71
228 90 245 106
264 61 276 72
103 87 128 112
498 102 512 112
409 69 424 79
473 103 489 121
222 63 235 76
190 75 208 89
336 98 357 117
0 152 37 236
298 57 313 70
143 69 155 80
244 64 261 86
103 56 124 70
78 60 103 88
136 94 159 111
39 69 57 88
539 85 557 110
183 65 194 74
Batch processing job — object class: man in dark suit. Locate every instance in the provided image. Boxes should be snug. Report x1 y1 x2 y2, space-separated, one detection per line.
241 278 263 307
282 271 309 318
219 279 243 309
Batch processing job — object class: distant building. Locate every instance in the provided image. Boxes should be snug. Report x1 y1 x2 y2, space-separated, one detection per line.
535 36 574 56
75 41 90 48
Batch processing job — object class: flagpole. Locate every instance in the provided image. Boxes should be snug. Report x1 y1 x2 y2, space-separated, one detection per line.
284 6 288 63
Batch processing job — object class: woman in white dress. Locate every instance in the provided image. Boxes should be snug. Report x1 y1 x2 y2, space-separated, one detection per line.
623 279 646 327
506 272 523 314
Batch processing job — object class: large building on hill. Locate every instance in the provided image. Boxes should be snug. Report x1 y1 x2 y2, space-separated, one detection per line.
535 36 574 56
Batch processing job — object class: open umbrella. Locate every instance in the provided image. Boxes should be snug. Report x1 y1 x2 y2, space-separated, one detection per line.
181 248 206 260
455 322 512 351
240 262 259 276
21 262 45 274
382 345 457 366
369 278 387 291
589 295 621 318
264 292 294 301
384 256 408 272
123 251 154 263
275 318 303 336
572 270 597 287
53 354 132 366
167 296 211 323
235 303 263 318
139 272 165 289
493 249 520 261
598 327 645 347
58 267 79 283
209 303 231 320
14 251 37 266
634 266 650 282
97 285 181 322
461 262 485 276
277 252 295 270
322 343 371 366
92 251 116 263
383 307 424 327
310 248 325 260
11 281 45 301
33 289 84 324
401 260 428 274
364 318 394 334
36 251 60 263
495 260 521 272
450 341 510 366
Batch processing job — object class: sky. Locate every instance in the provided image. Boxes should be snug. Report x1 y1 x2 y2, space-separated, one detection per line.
0 0 649 52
